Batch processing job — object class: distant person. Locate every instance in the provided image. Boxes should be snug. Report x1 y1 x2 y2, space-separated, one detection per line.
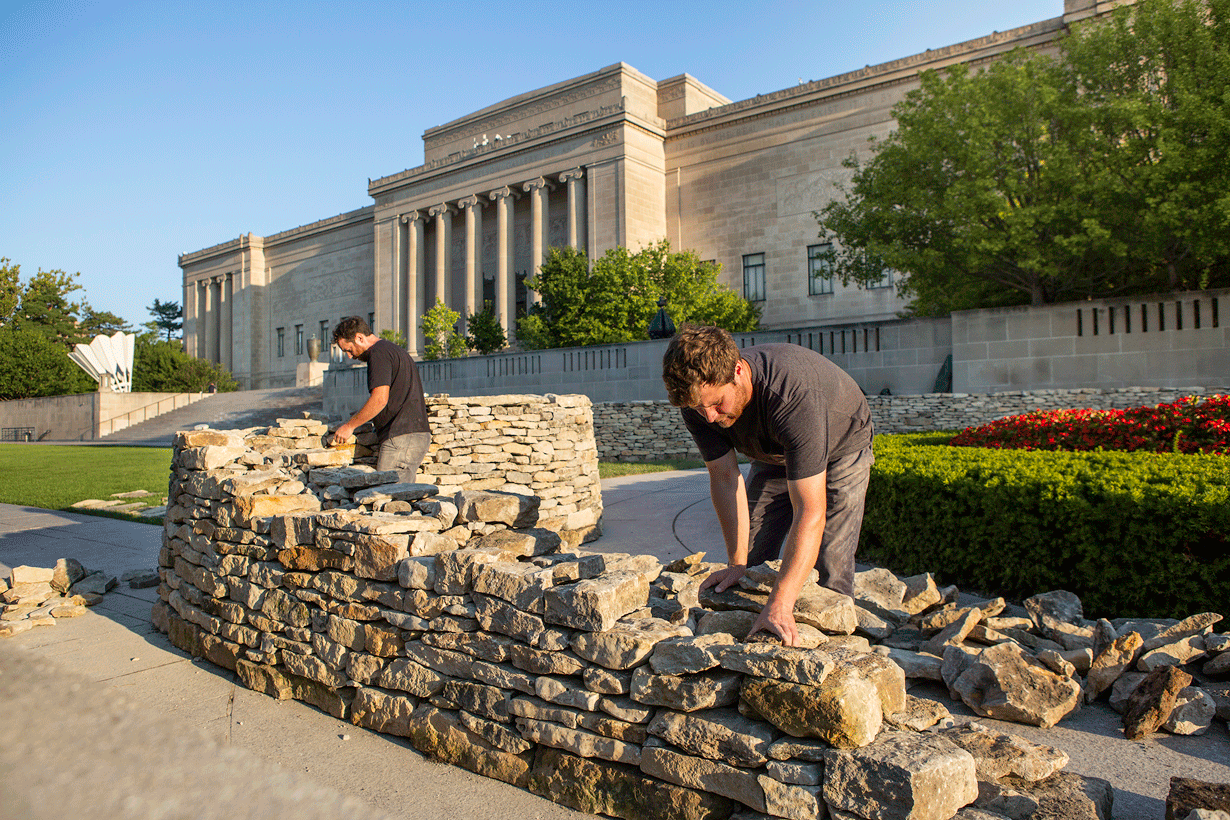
662 325 874 646
329 317 431 482
207 382 217 394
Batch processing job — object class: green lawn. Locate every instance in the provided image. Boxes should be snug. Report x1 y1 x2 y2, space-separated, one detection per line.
0 444 173 512
598 459 704 478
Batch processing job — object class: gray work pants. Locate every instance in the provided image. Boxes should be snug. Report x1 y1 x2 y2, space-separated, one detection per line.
377 432 431 483
743 445 874 597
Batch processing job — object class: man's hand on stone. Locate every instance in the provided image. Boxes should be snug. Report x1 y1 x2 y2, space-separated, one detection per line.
329 423 356 448
700 564 746 593
749 599 800 647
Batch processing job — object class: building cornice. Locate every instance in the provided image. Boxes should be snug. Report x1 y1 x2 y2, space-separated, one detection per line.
178 206 374 267
664 17 1065 140
368 106 664 197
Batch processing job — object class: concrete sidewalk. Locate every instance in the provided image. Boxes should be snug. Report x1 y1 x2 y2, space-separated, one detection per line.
2 473 1229 819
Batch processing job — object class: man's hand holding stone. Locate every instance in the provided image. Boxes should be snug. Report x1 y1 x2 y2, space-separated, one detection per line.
700 564 746 593
749 598 800 647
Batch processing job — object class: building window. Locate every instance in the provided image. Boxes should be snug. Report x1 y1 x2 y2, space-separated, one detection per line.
865 265 893 290
368 312 375 330
743 253 766 302
295 324 304 355
808 244 834 296
319 320 329 345
276 328 285 358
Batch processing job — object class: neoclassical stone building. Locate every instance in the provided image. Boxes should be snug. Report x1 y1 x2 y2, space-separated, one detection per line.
181 0 1123 389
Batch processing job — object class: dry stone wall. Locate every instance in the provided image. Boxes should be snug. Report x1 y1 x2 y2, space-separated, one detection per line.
593 387 1228 461
153 416 1113 820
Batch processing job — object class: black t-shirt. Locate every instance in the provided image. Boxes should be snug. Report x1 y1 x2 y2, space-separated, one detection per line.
682 344 872 480
366 339 430 440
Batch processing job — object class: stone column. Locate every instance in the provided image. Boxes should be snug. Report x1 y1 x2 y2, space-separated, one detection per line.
559 167 586 251
458 194 483 335
221 272 233 372
522 177 551 306
488 186 516 341
196 279 211 361
402 211 425 357
428 203 454 312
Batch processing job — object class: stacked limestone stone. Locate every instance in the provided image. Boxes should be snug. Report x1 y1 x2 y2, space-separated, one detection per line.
153 418 1115 820
344 394 603 542
593 387 1227 459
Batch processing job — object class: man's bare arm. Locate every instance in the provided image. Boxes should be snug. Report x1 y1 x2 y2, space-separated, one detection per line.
332 384 390 444
748 471 827 646
699 450 751 593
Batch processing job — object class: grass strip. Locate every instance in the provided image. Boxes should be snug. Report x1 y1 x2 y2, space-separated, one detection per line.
0 444 173 512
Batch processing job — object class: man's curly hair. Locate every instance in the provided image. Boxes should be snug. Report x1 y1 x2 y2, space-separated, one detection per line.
661 325 740 407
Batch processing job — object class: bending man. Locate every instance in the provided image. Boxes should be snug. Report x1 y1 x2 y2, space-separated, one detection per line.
330 317 431 482
662 325 874 646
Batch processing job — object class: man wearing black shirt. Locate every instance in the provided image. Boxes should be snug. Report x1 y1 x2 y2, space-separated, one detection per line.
330 317 431 482
662 325 874 646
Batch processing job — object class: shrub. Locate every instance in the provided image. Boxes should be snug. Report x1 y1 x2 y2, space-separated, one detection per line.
862 434 1230 619
420 299 467 360
949 394 1230 454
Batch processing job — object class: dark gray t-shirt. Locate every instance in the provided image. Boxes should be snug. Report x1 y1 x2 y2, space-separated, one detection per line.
681 344 873 480
366 339 430 440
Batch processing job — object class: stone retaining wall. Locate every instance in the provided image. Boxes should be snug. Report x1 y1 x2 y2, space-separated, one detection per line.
593 386 1228 462
152 416 1111 820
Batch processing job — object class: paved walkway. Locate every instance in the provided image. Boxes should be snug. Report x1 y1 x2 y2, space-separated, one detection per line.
2 473 1229 818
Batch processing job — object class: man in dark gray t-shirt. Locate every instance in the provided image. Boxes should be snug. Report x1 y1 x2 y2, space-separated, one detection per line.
662 325 874 646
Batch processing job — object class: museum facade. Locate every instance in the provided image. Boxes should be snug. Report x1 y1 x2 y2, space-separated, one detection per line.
180 0 1122 389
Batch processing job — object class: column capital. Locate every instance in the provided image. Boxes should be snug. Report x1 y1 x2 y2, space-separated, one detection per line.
400 210 425 224
559 167 584 183
488 186 516 202
457 194 482 210
428 203 455 218
522 177 553 193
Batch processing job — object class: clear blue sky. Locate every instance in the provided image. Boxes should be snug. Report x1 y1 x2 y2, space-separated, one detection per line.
1 0 1062 330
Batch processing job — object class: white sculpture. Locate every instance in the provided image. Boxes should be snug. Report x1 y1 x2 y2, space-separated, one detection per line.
69 331 135 393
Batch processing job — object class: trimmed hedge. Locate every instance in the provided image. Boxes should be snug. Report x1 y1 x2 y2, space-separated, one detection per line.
861 434 1230 619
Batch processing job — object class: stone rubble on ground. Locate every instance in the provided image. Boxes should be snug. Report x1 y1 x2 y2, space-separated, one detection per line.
138 407 1230 820
0 558 117 637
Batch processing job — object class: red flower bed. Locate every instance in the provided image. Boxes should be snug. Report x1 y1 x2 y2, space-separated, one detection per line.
949 394 1230 454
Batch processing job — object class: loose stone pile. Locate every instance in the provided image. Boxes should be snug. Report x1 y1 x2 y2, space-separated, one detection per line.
0 559 132 638
849 573 1230 742
153 417 1134 820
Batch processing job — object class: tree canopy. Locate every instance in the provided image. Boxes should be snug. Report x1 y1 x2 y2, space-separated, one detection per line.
516 241 760 350
146 298 183 342
816 0 1230 316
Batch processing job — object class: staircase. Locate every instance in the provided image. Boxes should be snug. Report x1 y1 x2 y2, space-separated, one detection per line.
99 386 326 447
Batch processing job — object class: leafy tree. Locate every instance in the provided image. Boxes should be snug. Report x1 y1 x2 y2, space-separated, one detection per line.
379 328 407 348
132 339 237 393
12 267 87 346
816 0 1230 316
79 306 132 338
517 241 759 350
420 298 467 360
146 298 183 342
466 301 507 355
0 325 94 400
0 258 19 328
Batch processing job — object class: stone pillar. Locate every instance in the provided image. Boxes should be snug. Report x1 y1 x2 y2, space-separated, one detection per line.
522 177 551 306
488 186 516 342
196 279 210 361
458 194 483 335
429 203 454 312
559 167 586 251
221 272 233 372
402 211 425 358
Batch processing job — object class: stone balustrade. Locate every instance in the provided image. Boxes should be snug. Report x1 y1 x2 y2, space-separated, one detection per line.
152 413 1113 820
593 386 1228 462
